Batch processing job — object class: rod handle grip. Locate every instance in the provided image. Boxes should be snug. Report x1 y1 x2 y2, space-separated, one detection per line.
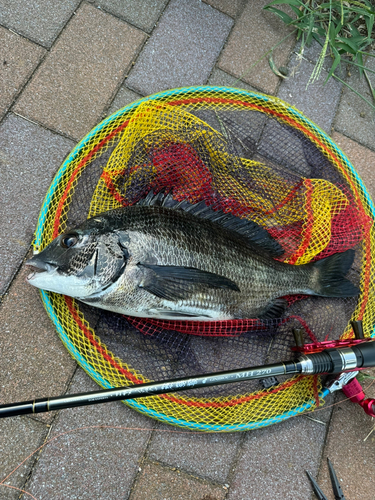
352 342 375 368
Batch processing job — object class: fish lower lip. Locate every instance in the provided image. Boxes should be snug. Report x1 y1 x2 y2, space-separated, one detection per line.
27 269 46 281
26 264 55 281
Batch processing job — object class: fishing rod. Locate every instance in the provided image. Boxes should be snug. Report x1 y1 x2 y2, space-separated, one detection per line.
1 337 375 419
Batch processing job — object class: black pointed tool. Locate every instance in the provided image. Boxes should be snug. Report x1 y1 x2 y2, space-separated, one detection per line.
306 470 328 500
306 458 346 500
327 458 346 500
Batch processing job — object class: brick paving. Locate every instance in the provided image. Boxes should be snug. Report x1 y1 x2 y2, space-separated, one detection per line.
334 51 375 150
0 0 80 48
1 2 375 499
129 462 227 500
14 3 146 140
126 0 233 95
88 0 168 33
0 114 74 294
0 27 45 121
147 422 242 483
0 262 77 425
26 369 154 500
278 50 343 133
0 416 48 500
218 0 295 94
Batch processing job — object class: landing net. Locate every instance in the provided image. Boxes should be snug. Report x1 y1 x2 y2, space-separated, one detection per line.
34 87 375 431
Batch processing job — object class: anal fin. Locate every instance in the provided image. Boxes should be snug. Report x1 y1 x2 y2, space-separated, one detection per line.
258 298 288 320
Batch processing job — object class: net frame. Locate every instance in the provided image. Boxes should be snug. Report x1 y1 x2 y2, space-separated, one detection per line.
33 86 375 431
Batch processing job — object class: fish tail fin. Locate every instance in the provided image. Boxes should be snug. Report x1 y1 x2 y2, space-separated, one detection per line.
309 249 359 298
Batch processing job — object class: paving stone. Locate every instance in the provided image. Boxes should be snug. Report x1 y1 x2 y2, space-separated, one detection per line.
0 27 45 121
0 0 80 48
208 67 257 91
106 86 142 117
316 369 375 500
278 54 343 133
227 415 327 499
89 0 168 33
218 0 295 95
126 0 233 96
26 368 154 500
147 421 241 482
331 132 375 203
334 52 375 151
0 113 74 295
203 0 245 18
129 461 226 500
0 416 48 500
0 261 77 424
14 3 146 141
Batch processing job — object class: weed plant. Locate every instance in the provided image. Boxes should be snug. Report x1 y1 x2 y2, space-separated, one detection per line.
264 0 375 107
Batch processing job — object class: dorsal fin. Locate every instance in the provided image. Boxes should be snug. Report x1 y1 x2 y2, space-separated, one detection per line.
137 191 284 257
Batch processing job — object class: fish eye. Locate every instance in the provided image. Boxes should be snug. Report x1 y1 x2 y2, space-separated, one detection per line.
61 233 78 249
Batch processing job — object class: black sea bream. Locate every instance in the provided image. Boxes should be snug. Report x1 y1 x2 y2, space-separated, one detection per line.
26 192 359 320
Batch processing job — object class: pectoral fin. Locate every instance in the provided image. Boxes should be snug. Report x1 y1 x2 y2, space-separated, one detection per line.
138 263 240 301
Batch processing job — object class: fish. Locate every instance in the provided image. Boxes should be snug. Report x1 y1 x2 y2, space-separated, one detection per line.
26 191 359 321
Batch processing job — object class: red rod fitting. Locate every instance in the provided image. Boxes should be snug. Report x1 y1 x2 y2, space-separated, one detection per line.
342 378 375 418
362 398 375 418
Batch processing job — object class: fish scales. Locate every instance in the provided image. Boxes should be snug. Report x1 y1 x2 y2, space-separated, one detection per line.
104 208 301 317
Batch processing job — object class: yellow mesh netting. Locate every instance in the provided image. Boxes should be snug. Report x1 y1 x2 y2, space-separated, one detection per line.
34 87 374 431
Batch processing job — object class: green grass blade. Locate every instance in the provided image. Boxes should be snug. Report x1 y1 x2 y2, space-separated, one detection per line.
263 6 294 24
333 73 375 110
325 46 341 82
347 59 375 75
365 13 374 36
357 51 364 77
265 0 311 7
308 0 332 86
364 69 375 103
340 0 344 24
336 40 357 55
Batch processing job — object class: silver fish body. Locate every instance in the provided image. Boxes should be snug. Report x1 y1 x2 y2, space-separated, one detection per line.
27 193 358 320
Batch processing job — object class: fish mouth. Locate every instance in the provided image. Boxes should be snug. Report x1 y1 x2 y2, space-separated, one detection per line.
26 258 57 281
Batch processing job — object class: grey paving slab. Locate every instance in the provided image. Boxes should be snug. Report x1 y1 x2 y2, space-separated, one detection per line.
208 67 257 91
89 0 168 33
0 27 45 121
0 113 74 295
14 3 146 141
26 368 154 500
126 0 234 96
129 461 227 500
0 416 48 500
0 261 77 424
334 52 375 151
203 0 245 18
278 54 343 133
106 86 142 117
227 415 327 500
147 421 241 483
316 369 375 500
0 0 80 48
218 0 295 95
332 131 375 203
